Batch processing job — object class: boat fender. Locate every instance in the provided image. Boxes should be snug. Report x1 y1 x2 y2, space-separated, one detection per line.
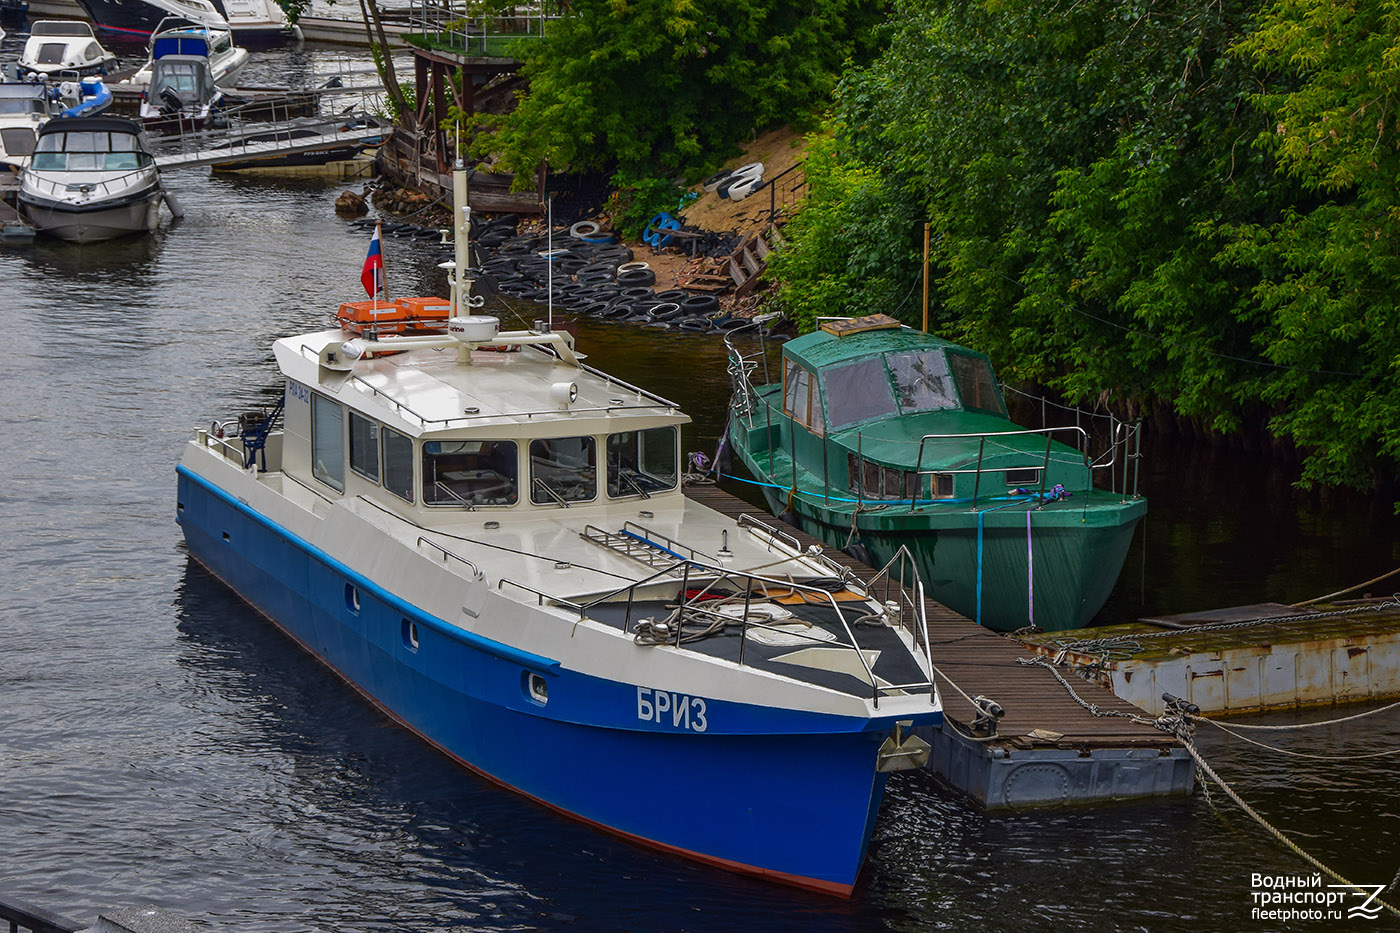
163 189 185 219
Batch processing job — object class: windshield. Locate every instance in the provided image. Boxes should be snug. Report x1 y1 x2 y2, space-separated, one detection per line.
889 349 958 414
30 131 152 171
0 99 44 116
948 351 1007 416
823 357 897 429
33 22 93 36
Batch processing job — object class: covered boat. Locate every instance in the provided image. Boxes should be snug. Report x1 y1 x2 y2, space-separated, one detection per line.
19 115 166 242
20 21 118 77
139 54 222 131
174 166 942 895
126 17 249 89
724 314 1147 632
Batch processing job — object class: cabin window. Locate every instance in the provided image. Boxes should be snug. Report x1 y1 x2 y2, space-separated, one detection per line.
37 43 65 65
382 428 414 502
889 349 958 413
822 358 897 429
932 473 955 498
348 412 380 483
948 352 1007 416
530 436 596 504
1005 468 1041 487
783 360 823 435
310 394 345 492
606 426 678 498
423 440 519 507
849 454 922 501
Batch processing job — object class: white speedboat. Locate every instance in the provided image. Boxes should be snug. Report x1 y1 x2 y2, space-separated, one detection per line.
127 17 249 88
20 21 119 78
175 164 942 895
19 115 166 242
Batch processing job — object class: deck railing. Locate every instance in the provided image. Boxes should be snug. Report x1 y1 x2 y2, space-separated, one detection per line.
498 525 938 707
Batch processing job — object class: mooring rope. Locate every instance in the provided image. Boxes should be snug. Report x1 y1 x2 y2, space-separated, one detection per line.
1017 654 1400 918
1194 717 1400 760
1197 698 1400 731
1294 566 1400 606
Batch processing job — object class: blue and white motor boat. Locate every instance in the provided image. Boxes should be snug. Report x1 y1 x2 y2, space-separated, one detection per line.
174 163 943 895
127 16 249 88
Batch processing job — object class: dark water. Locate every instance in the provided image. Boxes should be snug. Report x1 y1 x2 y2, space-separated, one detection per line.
2 39 1399 933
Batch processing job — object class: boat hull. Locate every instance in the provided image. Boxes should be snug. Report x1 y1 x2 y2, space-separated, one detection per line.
74 0 292 45
19 185 163 243
736 447 1145 633
175 464 909 894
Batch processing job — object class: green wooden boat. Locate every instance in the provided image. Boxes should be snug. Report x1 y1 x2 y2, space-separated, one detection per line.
723 315 1146 632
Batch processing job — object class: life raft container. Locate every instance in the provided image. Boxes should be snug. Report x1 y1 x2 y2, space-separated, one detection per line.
336 296 453 337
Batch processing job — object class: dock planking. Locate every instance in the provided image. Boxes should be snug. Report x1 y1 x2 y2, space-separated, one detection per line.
684 482 1173 750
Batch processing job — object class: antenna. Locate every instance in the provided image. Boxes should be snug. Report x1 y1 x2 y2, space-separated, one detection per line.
546 196 553 334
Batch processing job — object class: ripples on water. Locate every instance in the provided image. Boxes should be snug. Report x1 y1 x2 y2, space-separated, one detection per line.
0 37 1397 932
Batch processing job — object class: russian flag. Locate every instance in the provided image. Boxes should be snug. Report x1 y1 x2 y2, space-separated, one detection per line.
361 223 384 298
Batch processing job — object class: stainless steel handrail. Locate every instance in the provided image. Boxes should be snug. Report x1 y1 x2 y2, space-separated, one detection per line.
912 425 1092 508
416 535 484 581
496 554 937 705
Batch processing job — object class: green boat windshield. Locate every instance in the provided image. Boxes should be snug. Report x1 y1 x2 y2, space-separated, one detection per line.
821 347 1005 431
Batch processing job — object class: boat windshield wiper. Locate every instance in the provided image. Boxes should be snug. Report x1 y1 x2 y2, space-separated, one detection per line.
619 470 652 499
432 480 476 511
533 477 570 508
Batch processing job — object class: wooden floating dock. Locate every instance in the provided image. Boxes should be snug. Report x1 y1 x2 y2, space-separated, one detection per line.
1019 600 1400 717
683 483 1193 810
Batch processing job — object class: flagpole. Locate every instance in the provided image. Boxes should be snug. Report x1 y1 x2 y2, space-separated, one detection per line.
376 221 387 303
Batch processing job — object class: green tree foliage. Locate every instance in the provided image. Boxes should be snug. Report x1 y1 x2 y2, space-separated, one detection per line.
473 0 887 181
274 0 313 24
772 0 1400 496
1220 0 1400 491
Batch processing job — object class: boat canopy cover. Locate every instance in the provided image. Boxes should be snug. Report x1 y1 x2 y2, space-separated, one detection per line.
36 115 145 139
153 34 213 59
150 55 218 103
780 325 1012 437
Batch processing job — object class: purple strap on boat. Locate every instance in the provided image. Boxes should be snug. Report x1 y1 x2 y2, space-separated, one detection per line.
1026 510 1034 629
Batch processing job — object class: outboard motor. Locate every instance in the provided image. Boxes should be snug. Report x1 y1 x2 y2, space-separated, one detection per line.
159 85 184 116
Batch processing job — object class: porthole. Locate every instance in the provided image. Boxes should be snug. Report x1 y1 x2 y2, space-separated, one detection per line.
345 583 360 614
527 672 548 705
402 619 419 651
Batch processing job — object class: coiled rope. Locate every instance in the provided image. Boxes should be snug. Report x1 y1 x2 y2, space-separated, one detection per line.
1017 654 1400 918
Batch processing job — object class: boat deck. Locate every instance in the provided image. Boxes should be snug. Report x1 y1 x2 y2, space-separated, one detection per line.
584 598 931 700
684 482 1193 808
